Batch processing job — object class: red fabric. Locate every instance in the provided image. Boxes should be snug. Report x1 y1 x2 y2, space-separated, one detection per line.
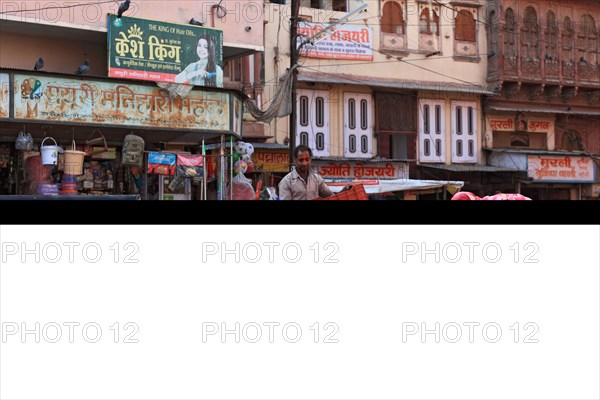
452 191 531 200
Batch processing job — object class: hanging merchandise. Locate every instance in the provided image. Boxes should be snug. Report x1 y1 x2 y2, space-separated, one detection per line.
226 173 255 200
233 141 255 163
148 152 176 176
176 154 204 177
40 137 62 166
15 131 33 151
86 129 116 160
233 159 248 175
63 140 86 175
122 133 145 167
226 156 255 200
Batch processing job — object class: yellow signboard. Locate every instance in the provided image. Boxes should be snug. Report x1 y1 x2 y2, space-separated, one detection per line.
252 150 289 173
14 74 230 131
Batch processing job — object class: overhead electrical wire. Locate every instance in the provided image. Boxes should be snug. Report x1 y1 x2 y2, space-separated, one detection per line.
0 0 118 15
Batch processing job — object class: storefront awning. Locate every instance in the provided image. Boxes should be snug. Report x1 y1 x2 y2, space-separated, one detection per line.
419 163 523 172
484 148 595 157
326 179 464 194
298 71 495 95
486 105 600 117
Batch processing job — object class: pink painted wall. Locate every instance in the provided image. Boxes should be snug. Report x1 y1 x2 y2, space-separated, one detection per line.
0 32 107 75
0 0 264 48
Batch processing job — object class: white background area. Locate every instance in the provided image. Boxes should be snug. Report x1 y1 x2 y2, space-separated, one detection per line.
0 225 598 400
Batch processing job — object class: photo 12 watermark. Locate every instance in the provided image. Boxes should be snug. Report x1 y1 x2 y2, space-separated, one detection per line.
201 242 341 264
2 322 140 344
1 242 140 264
402 322 540 344
202 321 340 344
401 242 540 264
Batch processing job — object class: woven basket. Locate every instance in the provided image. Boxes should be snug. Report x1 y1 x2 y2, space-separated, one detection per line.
314 184 368 200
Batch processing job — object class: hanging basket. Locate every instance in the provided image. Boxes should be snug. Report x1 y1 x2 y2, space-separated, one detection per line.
86 129 115 159
63 140 86 175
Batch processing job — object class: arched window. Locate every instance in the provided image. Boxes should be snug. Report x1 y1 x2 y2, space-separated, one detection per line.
579 15 598 63
560 129 583 152
455 9 476 42
420 8 439 35
382 1 404 35
522 6 539 58
562 16 574 61
545 11 558 59
504 8 516 56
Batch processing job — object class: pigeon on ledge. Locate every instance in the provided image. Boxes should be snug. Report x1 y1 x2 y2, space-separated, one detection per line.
75 59 90 75
117 0 130 19
34 57 44 71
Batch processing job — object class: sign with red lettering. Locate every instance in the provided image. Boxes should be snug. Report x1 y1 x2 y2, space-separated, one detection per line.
528 155 595 182
489 117 514 131
297 22 373 61
313 160 408 179
527 120 552 132
252 150 290 173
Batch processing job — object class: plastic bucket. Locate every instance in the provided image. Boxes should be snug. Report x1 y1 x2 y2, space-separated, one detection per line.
63 140 86 175
40 137 62 166
25 154 53 182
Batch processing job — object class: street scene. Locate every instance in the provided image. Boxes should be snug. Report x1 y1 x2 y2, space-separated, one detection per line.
0 0 598 200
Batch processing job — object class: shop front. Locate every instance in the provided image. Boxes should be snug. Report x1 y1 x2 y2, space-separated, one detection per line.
0 69 243 199
488 149 597 200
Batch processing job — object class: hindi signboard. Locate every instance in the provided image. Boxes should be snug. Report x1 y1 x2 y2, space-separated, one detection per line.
488 117 514 131
14 74 231 131
252 150 290 173
108 15 223 87
313 160 408 179
297 22 373 61
528 155 595 182
0 73 9 118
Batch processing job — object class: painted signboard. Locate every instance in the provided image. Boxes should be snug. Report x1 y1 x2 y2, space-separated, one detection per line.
313 160 408 179
14 74 230 131
527 120 553 132
108 15 223 87
488 117 514 131
0 73 9 118
528 155 595 182
252 150 290 173
297 22 373 61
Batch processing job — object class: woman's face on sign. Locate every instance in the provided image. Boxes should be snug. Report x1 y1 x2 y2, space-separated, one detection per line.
197 38 209 59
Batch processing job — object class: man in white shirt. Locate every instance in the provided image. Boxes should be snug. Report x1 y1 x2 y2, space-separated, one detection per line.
278 145 333 200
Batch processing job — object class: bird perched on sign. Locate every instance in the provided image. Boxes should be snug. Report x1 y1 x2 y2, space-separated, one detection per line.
75 59 90 75
117 0 130 19
34 57 44 71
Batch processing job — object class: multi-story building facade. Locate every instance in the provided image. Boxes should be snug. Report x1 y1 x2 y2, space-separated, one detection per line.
483 0 600 199
261 0 495 197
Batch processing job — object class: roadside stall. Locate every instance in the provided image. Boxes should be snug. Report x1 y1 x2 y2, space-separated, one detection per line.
0 16 247 200
325 179 464 200
0 68 244 200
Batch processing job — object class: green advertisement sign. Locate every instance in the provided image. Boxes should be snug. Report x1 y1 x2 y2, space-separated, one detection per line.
108 15 223 88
